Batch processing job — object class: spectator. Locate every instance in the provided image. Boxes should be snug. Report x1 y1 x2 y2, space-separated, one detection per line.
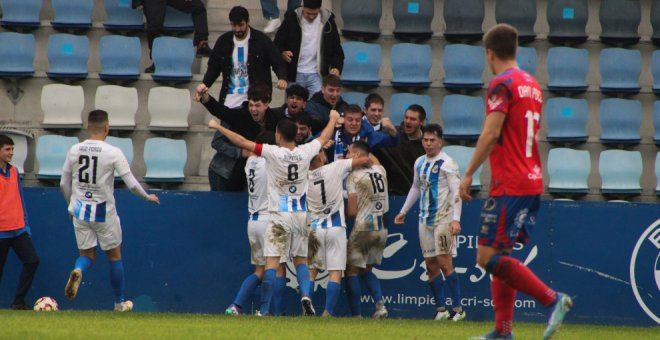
260 0 302 34
274 84 309 119
133 0 212 73
274 0 343 97
363 93 385 132
197 6 287 108
305 74 348 131
294 114 315 145
373 105 426 196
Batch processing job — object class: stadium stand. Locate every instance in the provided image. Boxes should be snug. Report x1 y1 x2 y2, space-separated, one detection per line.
599 98 642 145
517 46 537 75
599 0 641 45
495 0 537 42
143 137 187 183
98 35 142 82
50 0 94 31
546 0 588 44
442 44 484 90
392 0 434 40
147 87 191 130
151 37 195 83
341 41 381 86
162 6 195 34
546 47 589 93
104 0 145 32
443 145 482 190
389 93 432 124
36 135 79 180
599 149 642 195
105 136 134 179
46 33 89 81
545 97 589 143
41 84 84 128
342 91 368 107
0 0 42 30
443 0 484 41
390 43 432 88
547 148 591 194
340 0 381 39
95 85 138 129
440 94 483 142
599 48 641 94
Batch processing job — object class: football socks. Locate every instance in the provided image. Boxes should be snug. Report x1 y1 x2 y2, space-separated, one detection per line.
233 273 260 309
109 260 125 304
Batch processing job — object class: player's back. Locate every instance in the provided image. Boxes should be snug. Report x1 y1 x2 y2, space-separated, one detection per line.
486 67 543 196
245 156 269 220
347 165 389 231
307 159 352 228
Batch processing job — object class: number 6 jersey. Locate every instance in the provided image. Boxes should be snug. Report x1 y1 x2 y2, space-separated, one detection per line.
346 165 389 231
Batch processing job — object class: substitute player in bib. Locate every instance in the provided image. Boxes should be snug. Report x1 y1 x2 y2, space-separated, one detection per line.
208 108 340 316
394 124 466 322
345 141 389 319
459 24 572 340
60 110 160 312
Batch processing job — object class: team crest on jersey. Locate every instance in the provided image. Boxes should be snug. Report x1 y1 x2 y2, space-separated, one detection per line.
630 219 660 324
289 186 297 194
432 165 439 174
85 192 93 199
375 202 383 210
323 207 331 215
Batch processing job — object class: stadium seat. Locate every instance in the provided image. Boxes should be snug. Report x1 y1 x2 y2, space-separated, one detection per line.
392 0 434 40
547 148 590 194
495 0 536 42
389 93 432 125
104 0 144 31
152 37 195 83
599 149 642 195
443 44 484 90
599 98 642 145
655 101 660 145
99 35 141 82
51 0 93 30
163 6 194 33
143 138 187 183
0 32 35 77
656 152 660 195
341 0 381 39
95 85 138 128
599 0 641 45
600 48 641 94
148 87 191 130
41 84 84 128
440 94 484 142
546 47 588 93
443 0 484 41
105 136 134 178
341 42 381 86
47 33 89 80
546 0 588 44
391 43 432 88
652 50 660 94
0 0 42 30
0 129 30 174
342 92 368 107
36 135 79 180
517 46 537 76
545 97 588 143
443 145 482 190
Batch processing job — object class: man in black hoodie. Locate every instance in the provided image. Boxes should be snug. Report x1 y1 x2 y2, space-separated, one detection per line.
305 75 348 133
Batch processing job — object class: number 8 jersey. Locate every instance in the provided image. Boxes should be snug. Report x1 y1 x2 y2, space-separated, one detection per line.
63 140 131 222
486 67 543 196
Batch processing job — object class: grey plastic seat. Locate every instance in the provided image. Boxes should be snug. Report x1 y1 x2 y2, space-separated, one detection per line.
393 0 434 40
599 98 642 145
443 0 484 41
547 0 588 44
599 0 641 45
599 150 642 195
41 84 84 128
95 85 138 129
495 0 536 42
341 0 382 39
547 148 590 194
148 86 191 130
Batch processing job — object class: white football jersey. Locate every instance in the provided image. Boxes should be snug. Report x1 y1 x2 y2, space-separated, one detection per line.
245 156 269 221
63 140 131 222
413 151 462 226
307 159 353 229
258 139 322 213
346 165 389 231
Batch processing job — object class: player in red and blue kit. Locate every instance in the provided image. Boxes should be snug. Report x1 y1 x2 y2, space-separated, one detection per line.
459 24 572 340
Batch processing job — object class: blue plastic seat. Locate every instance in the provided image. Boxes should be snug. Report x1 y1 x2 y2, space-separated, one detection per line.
0 32 35 77
443 44 484 90
547 0 588 44
547 47 588 93
656 152 660 195
151 37 194 83
47 34 89 80
599 0 641 45
341 42 381 86
389 93 432 124
99 35 142 82
162 6 194 33
0 0 42 29
105 136 134 179
599 98 642 145
547 148 590 194
654 101 660 145
600 48 641 94
36 135 79 180
443 145 482 190
51 0 93 30
143 137 187 183
517 46 537 75
341 0 382 39
495 0 536 42
652 50 660 94
391 43 432 88
599 150 642 195
342 92 368 107
392 0 434 39
441 94 484 142
104 0 144 31
443 0 484 41
545 97 588 143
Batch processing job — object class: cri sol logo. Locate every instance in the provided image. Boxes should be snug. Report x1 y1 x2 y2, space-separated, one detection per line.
630 219 660 324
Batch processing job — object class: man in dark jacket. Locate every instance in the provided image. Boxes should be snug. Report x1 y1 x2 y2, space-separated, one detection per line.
274 0 343 96
197 6 287 108
305 75 348 132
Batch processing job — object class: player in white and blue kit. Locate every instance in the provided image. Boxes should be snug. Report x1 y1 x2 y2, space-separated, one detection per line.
395 124 465 321
60 110 160 312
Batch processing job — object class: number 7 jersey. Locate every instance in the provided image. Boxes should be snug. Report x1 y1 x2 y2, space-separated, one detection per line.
486 67 543 196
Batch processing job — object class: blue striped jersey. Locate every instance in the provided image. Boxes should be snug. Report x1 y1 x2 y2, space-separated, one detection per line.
245 156 269 222
308 159 353 229
413 151 462 227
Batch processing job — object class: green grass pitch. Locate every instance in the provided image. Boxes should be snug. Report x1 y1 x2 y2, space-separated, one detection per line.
0 310 656 339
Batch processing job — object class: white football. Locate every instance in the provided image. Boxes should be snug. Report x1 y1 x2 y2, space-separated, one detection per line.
33 297 59 311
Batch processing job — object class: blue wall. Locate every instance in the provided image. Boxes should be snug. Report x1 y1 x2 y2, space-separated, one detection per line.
0 188 658 326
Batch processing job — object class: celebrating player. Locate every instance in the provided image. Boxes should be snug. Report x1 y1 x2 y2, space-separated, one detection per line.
459 24 572 340
60 110 160 312
394 124 466 322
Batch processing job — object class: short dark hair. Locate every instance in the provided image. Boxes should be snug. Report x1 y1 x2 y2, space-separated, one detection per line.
406 104 427 121
483 23 518 61
0 134 14 148
293 114 313 127
247 82 272 103
351 140 370 155
88 109 109 131
421 124 443 139
229 6 249 24
286 84 309 100
345 104 363 116
276 119 297 142
303 0 322 9
255 131 276 145
364 93 384 109
322 74 342 88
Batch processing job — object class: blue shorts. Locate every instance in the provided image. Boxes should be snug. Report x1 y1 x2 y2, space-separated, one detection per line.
477 195 540 249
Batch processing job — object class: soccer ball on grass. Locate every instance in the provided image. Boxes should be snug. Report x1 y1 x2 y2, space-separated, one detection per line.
33 297 59 311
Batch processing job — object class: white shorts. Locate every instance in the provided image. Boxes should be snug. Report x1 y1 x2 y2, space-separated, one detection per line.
264 211 309 261
419 223 457 258
308 227 347 271
73 215 122 251
248 219 269 266
347 229 388 269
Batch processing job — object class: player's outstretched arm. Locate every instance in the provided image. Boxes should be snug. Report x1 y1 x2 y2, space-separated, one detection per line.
120 172 160 205
315 109 341 146
208 119 256 153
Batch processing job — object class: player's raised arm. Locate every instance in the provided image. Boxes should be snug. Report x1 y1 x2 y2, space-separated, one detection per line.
314 109 341 147
208 119 257 153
